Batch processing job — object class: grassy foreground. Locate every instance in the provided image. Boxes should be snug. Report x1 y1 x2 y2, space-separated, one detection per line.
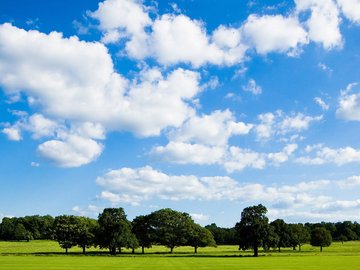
1 241 360 270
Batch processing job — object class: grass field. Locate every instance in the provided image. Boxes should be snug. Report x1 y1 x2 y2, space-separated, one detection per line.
1 240 360 269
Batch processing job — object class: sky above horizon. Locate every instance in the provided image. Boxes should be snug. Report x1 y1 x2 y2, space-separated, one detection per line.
1 0 360 227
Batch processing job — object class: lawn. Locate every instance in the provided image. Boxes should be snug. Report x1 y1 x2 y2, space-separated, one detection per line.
0 241 360 269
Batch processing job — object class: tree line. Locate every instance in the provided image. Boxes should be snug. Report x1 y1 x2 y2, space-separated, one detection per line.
0 205 359 256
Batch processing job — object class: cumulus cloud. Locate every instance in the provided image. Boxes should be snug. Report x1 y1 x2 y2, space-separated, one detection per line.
336 83 360 121
38 134 103 168
296 144 360 165
254 111 322 140
314 97 330 110
295 0 342 49
337 175 360 188
337 0 360 24
242 79 262 95
168 110 253 146
96 166 332 205
242 14 308 55
2 127 21 141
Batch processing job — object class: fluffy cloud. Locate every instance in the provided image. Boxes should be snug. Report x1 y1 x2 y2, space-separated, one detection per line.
2 127 21 141
337 175 360 188
169 110 253 146
255 111 322 140
241 14 308 55
297 144 360 165
336 83 360 121
38 134 103 168
96 165 331 205
337 0 360 24
242 79 262 95
151 142 225 165
314 97 330 110
295 0 342 49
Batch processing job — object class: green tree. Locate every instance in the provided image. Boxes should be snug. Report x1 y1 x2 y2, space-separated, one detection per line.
235 204 269 257
14 223 30 241
270 219 291 252
289 223 310 251
310 227 332 252
188 224 216 253
149 208 194 253
132 215 153 254
97 208 133 255
75 217 98 254
53 215 79 254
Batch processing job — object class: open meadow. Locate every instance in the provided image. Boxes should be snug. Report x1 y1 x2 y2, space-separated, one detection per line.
1 240 360 270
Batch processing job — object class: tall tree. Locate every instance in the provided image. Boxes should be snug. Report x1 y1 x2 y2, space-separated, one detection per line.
74 217 98 254
270 219 291 252
53 215 79 254
132 215 153 254
310 227 332 252
235 204 269 257
289 223 310 251
149 208 194 253
97 208 133 255
188 223 216 253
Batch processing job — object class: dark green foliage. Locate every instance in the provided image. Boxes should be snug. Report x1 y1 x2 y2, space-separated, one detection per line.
97 208 135 255
235 204 269 257
149 208 194 253
74 217 98 254
310 227 332 252
205 223 237 245
53 215 80 253
270 219 291 252
132 215 153 254
187 223 216 253
289 223 310 251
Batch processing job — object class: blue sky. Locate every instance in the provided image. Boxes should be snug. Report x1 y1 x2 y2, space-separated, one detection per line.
1 0 360 227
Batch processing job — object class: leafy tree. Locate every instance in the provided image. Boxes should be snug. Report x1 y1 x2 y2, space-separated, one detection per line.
75 217 98 254
0 217 16 240
14 223 31 241
262 224 279 251
310 227 332 252
188 223 216 253
270 219 291 252
205 223 237 245
235 204 269 257
132 215 153 254
97 208 133 255
54 215 79 254
149 208 194 253
289 223 310 251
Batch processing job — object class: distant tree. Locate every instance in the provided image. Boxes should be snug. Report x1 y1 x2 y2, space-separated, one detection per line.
149 208 194 253
270 219 291 252
235 204 269 257
205 223 237 245
289 223 310 251
97 208 133 255
310 227 332 252
75 217 98 254
262 224 279 251
188 224 216 253
132 215 153 254
54 215 79 254
0 217 16 240
14 223 31 241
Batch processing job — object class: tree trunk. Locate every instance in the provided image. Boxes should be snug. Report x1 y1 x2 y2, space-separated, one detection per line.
119 247 122 254
65 247 68 254
278 246 281 252
254 246 258 257
293 245 296 251
194 246 198 253
299 244 301 251
132 248 135 254
320 246 323 252
142 246 145 254
82 245 86 254
170 247 174 253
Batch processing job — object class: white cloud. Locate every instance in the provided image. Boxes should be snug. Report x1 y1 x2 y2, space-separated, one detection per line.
297 145 360 165
314 97 330 110
96 166 333 205
337 0 360 24
72 204 104 217
242 14 308 55
242 79 262 95
295 0 342 49
337 175 360 188
318 63 333 76
268 144 298 164
336 83 360 121
152 142 225 165
31 162 40 167
254 111 322 140
224 146 267 172
38 134 103 168
2 127 21 141
169 110 253 146
190 213 209 223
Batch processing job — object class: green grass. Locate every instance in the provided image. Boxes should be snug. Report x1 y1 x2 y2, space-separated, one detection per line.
1 241 360 269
